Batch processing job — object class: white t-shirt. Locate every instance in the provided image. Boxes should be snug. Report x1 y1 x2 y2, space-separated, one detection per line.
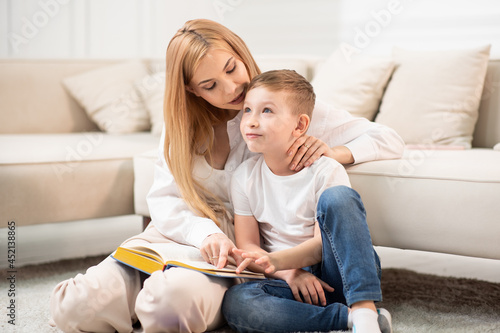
231 155 351 253
149 99 404 248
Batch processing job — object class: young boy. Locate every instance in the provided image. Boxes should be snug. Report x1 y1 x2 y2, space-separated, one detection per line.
224 70 392 333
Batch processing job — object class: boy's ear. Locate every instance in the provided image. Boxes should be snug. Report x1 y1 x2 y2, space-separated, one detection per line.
294 114 310 137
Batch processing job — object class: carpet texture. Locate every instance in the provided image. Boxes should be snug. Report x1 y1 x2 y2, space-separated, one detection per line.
1 255 499 332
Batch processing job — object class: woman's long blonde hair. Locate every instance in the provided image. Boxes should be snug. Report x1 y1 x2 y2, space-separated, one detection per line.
164 19 260 226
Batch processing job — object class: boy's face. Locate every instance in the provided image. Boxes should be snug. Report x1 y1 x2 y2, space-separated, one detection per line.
240 86 299 155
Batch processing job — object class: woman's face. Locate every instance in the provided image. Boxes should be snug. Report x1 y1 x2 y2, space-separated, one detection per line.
187 49 250 111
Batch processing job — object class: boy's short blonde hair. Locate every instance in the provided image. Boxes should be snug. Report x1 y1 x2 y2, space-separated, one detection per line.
247 69 316 118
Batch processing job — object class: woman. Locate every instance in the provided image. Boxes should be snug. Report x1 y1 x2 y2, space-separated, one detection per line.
50 19 404 333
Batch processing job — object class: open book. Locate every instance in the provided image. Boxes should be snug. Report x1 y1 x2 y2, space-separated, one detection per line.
111 242 265 279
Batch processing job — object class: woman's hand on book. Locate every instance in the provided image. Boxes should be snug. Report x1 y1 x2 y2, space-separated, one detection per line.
200 233 237 269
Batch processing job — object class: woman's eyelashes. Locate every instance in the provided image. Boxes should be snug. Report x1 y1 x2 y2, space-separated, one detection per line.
203 63 236 91
204 83 216 91
227 63 236 74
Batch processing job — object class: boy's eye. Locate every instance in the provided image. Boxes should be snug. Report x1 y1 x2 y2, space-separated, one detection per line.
263 108 272 113
244 107 251 113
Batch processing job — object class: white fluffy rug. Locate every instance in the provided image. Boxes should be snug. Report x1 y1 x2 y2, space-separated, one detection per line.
1 255 499 333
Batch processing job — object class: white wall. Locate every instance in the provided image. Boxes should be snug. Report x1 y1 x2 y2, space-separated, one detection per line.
338 0 500 57
0 0 341 59
1 0 499 59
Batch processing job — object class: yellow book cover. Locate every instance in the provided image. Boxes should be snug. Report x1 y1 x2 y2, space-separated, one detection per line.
111 242 265 279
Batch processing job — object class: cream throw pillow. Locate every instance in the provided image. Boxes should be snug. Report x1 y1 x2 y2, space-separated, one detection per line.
63 61 151 133
135 71 165 136
375 45 491 148
311 49 395 120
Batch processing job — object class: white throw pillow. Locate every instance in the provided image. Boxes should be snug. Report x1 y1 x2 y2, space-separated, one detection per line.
255 56 310 81
494 143 500 151
311 49 395 120
63 61 151 133
375 45 491 148
135 71 165 136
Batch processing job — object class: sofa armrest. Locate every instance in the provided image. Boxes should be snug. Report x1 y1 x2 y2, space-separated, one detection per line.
133 149 158 218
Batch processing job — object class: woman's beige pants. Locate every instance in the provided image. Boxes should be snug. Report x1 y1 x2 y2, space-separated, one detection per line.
50 224 234 333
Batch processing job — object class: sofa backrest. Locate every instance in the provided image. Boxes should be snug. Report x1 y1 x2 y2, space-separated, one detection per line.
472 59 500 148
1 59 104 134
1 57 499 147
0 59 165 134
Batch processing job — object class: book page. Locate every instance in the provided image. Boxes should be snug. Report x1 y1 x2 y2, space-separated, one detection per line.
122 241 260 276
129 242 204 263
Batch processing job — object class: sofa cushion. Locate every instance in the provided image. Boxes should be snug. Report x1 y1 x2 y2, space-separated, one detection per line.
311 49 395 120
62 61 151 134
133 149 158 217
135 72 165 136
346 148 500 259
0 133 158 227
254 55 316 81
375 45 491 148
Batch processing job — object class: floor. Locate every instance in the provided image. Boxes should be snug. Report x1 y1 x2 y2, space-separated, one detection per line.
375 246 500 283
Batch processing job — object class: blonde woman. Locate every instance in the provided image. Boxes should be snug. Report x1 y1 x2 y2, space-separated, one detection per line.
50 19 404 333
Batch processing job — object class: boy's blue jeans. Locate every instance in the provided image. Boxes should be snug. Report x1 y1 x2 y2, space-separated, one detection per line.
222 186 382 333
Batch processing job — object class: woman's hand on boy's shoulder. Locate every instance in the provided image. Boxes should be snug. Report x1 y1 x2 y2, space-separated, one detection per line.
288 135 325 171
288 135 354 171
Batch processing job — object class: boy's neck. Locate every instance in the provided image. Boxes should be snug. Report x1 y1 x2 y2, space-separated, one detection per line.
262 151 297 176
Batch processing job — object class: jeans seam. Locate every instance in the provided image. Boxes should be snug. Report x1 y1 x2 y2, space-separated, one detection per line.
348 292 384 305
226 319 269 333
318 210 351 303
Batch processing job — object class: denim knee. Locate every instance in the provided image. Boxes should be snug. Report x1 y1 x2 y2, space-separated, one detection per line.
318 185 361 210
317 186 365 224
222 282 265 332
222 282 251 320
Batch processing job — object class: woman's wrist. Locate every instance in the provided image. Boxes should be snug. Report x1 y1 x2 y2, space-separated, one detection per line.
328 146 354 165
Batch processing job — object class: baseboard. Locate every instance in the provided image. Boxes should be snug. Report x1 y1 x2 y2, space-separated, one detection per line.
0 215 143 268
375 246 500 284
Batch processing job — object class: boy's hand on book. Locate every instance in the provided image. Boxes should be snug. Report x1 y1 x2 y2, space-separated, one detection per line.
201 233 237 269
233 248 277 274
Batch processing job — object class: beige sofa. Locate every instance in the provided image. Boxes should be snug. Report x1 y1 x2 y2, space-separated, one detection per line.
135 52 500 261
0 59 161 266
